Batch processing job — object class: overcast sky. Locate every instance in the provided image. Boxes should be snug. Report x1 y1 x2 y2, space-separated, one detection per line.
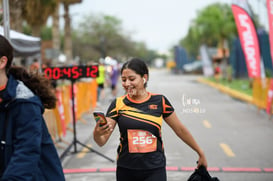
66 0 266 53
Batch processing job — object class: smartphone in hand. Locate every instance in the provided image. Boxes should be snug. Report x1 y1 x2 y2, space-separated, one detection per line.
93 112 107 127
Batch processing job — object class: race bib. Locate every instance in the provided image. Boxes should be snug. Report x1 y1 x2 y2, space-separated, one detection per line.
127 129 157 153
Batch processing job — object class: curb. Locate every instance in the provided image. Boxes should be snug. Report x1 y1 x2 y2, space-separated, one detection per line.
197 78 253 104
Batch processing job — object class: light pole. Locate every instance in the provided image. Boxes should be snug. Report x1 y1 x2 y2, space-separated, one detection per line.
2 0 10 40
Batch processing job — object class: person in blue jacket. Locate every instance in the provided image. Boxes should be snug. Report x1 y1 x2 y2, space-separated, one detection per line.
0 35 65 180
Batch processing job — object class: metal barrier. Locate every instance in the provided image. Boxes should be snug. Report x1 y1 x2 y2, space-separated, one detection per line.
43 79 97 143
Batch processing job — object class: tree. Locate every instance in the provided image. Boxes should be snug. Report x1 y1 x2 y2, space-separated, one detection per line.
180 26 202 59
62 0 82 63
73 13 142 62
22 0 57 37
195 3 237 50
52 0 61 63
41 26 52 40
180 3 237 60
9 0 26 32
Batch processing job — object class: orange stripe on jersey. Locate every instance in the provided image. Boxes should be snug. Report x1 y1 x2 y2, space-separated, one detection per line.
162 96 172 114
123 114 161 130
126 92 151 104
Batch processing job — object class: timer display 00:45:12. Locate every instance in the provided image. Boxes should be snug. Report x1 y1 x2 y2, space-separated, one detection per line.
43 65 99 80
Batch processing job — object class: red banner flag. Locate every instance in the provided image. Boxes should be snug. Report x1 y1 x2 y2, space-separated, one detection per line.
266 0 273 115
266 79 273 114
267 0 273 65
231 4 261 78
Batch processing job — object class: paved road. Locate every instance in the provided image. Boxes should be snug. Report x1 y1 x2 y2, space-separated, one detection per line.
59 69 273 181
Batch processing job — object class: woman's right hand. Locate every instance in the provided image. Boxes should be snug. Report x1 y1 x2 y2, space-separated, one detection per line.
93 121 112 136
93 117 116 147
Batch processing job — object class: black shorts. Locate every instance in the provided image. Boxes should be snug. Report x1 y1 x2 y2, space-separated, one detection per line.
116 166 166 181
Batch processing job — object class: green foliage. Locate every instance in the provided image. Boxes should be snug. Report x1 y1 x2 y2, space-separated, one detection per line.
180 2 264 60
180 26 202 58
265 68 273 78
22 0 57 36
22 23 32 35
41 26 52 40
22 23 52 40
72 13 160 63
208 77 253 96
195 3 236 41
180 3 237 58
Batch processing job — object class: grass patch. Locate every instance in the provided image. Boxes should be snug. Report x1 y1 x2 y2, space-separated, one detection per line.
207 77 253 96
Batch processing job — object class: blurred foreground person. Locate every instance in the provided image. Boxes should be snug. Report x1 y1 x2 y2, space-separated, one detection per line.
93 58 207 181
0 35 65 180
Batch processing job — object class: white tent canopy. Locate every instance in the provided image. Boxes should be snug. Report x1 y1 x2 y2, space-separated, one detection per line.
0 26 41 57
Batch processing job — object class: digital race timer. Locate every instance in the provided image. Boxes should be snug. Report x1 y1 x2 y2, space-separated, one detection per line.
43 65 99 80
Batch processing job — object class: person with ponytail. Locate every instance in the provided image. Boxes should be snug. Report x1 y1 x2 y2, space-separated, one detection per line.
93 58 207 181
0 35 65 180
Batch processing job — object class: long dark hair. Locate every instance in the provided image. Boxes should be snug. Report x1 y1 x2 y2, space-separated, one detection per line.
0 35 56 109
